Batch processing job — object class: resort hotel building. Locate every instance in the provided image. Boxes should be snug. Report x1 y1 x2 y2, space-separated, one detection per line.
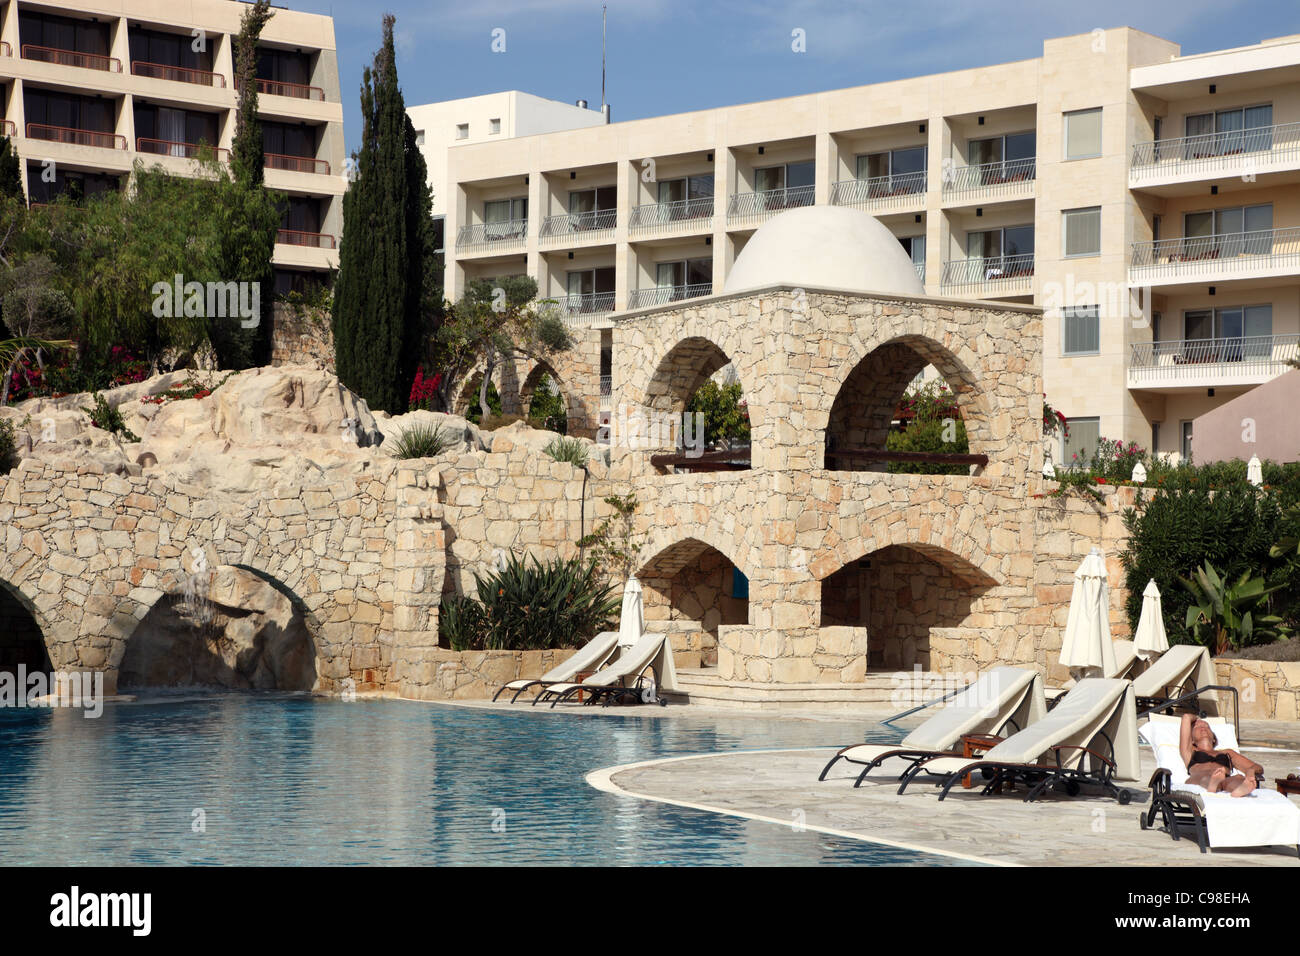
431 27 1300 464
0 0 347 294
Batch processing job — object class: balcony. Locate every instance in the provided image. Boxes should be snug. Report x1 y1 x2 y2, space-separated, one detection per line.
21 44 121 72
1128 334 1300 391
539 208 616 245
1130 123 1300 188
599 374 612 410
1 42 11 57
1 120 14 137
137 138 229 163
627 283 712 309
238 77 326 102
942 158 1035 203
266 153 330 175
939 253 1034 296
914 261 926 283
277 229 336 249
726 184 814 226
829 171 926 213
456 219 528 254
1129 227 1300 287
628 197 714 237
131 61 225 88
551 291 615 327
27 124 126 150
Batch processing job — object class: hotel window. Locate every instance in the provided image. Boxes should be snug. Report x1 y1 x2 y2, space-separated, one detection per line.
655 258 712 294
1062 206 1101 257
568 185 617 227
1151 422 1160 455
1064 108 1103 160
565 267 615 304
489 118 501 135
857 146 927 190
966 132 1035 180
483 197 527 238
755 160 815 196
1062 305 1100 356
415 129 425 147
1184 104 1272 156
967 224 1034 273
1181 421 1194 462
1062 417 1100 470
1183 305 1273 358
1182 203 1273 257
455 123 468 140
899 235 925 271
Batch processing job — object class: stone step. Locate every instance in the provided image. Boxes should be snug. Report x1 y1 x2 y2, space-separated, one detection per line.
665 667 924 712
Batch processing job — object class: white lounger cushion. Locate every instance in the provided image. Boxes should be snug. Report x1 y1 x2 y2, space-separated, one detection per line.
543 630 674 695
499 631 620 691
921 678 1140 782
836 667 1044 766
1140 716 1300 849
1131 645 1215 706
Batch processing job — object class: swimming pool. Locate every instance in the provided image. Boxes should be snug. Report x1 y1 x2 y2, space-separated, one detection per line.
0 695 976 866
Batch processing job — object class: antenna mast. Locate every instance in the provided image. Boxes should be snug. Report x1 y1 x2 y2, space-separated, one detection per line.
601 4 606 109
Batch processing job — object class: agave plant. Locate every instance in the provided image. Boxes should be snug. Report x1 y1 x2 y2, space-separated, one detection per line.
386 423 450 460
543 436 588 467
474 552 619 650
1180 560 1291 654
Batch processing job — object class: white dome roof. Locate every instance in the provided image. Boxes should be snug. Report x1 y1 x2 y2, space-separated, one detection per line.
723 205 925 298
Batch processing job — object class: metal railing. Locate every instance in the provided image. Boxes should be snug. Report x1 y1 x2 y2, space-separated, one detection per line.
552 291 615 322
726 184 815 222
942 157 1036 195
131 60 225 87
914 261 926 282
1128 334 1300 376
237 77 326 101
26 123 126 150
830 171 926 209
137 138 229 162
1131 122 1300 176
940 253 1034 288
277 229 336 249
456 219 528 251
628 196 714 233
540 208 617 240
600 375 612 398
1130 226 1300 277
22 44 121 72
265 152 330 175
627 283 712 308
1 120 14 137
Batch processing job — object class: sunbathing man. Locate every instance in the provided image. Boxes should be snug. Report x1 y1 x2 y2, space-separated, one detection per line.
1180 712 1262 797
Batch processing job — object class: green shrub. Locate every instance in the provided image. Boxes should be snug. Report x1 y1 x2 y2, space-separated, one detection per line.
527 372 567 434
544 436 588 467
1181 560 1291 654
387 422 450 460
686 379 750 448
81 392 140 442
0 418 18 474
438 553 619 651
885 379 968 475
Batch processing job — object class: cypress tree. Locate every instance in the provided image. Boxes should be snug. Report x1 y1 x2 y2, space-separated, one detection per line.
0 136 21 201
333 14 427 414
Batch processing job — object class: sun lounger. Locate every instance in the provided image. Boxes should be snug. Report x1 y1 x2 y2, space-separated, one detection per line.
1131 644 1217 713
1138 714 1300 856
1046 640 1139 710
491 631 621 703
533 630 677 708
898 677 1140 804
818 666 1045 787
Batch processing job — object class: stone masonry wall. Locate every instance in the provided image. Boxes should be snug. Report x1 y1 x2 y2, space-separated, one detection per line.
270 303 335 369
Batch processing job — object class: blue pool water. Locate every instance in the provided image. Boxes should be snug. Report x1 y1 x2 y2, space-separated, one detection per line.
0 695 973 866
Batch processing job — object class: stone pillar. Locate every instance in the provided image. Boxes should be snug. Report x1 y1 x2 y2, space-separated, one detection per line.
385 467 447 700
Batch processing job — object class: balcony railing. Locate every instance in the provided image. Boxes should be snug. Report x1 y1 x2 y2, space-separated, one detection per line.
1 120 14 137
131 60 225 87
540 208 616 241
237 77 326 101
628 197 714 234
552 291 615 326
627 283 712 308
22 44 121 72
277 229 336 249
1129 227 1300 280
940 253 1034 289
1128 334 1300 384
830 172 926 210
27 124 126 150
1130 122 1300 178
914 261 926 283
727 184 815 223
942 158 1036 196
137 138 229 162
265 152 330 175
456 219 528 251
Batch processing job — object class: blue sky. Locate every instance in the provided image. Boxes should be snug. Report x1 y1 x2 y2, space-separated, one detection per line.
287 0 1299 154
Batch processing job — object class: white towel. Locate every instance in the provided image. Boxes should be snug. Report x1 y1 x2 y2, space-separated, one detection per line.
1172 784 1300 849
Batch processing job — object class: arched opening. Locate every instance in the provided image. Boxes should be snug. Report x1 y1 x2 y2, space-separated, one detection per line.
118 566 317 691
637 538 750 669
0 584 51 677
825 336 988 474
521 362 568 434
643 337 750 473
820 544 997 670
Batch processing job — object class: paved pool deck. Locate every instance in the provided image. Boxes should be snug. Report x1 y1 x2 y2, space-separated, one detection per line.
436 697 1300 866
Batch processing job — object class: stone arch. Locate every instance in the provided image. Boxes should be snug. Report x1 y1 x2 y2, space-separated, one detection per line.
824 333 997 472
0 579 53 675
636 535 751 669
519 360 570 430
818 542 998 670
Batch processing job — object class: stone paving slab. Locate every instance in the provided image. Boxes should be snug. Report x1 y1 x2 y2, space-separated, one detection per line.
592 747 1300 867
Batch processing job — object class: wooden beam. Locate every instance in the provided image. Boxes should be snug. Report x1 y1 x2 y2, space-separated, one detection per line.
826 448 989 467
